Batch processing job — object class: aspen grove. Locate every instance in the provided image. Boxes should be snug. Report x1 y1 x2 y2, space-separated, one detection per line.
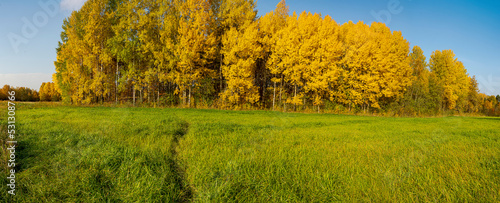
54 0 484 115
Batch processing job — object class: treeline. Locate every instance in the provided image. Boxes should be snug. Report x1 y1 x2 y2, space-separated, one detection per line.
54 0 494 115
39 81 62 101
481 94 500 116
0 85 39 101
0 82 61 102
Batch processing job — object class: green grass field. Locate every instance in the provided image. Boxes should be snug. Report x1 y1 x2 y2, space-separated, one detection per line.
1 102 499 202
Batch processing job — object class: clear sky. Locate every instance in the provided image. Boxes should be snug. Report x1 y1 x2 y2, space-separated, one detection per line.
1 0 499 95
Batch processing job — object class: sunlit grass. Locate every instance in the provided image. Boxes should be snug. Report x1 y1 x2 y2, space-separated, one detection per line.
1 104 190 202
1 102 499 202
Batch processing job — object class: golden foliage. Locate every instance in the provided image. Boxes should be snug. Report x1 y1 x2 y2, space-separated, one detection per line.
53 0 485 114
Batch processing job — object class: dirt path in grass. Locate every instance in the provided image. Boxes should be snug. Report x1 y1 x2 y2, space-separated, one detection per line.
169 120 192 202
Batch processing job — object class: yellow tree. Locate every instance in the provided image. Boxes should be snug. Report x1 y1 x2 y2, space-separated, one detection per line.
337 21 372 111
218 0 259 107
54 18 73 103
260 0 288 110
295 11 341 111
219 0 256 29
408 46 429 101
401 45 431 113
209 0 257 94
155 0 180 103
454 61 471 111
297 12 320 108
39 82 49 101
370 22 411 109
0 85 9 100
467 76 480 113
351 21 381 112
277 11 302 110
109 0 146 105
55 9 91 104
51 73 62 98
39 82 61 101
175 0 217 107
134 0 166 104
48 82 61 101
309 15 342 112
429 50 470 110
221 21 261 107
336 21 410 112
81 0 115 103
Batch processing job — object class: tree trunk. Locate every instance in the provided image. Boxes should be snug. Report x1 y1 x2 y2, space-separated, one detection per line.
100 62 104 104
303 95 306 111
133 85 136 106
188 85 192 107
280 75 283 104
294 84 297 111
115 59 118 104
273 81 276 110
220 53 223 92
262 69 266 108
183 89 186 106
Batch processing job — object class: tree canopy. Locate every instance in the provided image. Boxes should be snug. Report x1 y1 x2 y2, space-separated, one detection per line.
52 0 492 115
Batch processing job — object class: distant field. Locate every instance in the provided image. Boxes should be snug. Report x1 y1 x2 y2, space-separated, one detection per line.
1 102 499 202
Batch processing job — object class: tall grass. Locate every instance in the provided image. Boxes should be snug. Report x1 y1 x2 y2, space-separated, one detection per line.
1 105 190 202
176 110 500 202
1 102 499 202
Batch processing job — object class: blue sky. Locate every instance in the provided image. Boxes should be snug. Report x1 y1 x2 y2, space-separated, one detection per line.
0 0 85 90
1 0 499 95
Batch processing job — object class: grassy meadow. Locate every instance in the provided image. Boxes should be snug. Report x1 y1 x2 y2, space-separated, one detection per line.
1 102 499 202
